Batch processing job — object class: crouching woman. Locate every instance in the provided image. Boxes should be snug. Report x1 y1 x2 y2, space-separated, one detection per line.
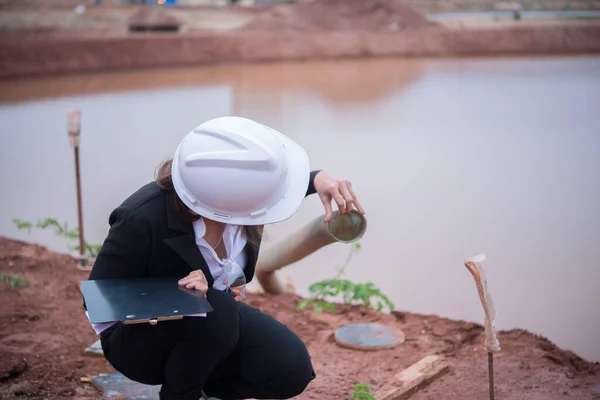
86 116 364 400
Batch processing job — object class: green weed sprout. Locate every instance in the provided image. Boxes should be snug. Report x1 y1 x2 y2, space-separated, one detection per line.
297 242 394 314
351 383 376 400
0 273 30 289
12 217 102 258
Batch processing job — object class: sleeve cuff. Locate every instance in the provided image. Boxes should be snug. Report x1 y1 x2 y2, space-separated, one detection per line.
306 170 321 197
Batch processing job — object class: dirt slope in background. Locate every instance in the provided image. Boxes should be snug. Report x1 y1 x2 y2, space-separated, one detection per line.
1 0 600 79
242 0 438 32
0 236 598 399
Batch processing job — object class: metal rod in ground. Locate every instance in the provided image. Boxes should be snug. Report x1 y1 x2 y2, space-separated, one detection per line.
74 146 86 267
488 352 495 400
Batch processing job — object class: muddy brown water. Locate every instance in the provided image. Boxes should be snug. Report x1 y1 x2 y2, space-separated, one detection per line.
1 55 599 362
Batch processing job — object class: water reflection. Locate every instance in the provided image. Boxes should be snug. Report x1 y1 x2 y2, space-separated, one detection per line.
0 58 422 106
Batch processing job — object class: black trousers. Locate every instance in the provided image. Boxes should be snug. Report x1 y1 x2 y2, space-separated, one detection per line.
100 289 316 400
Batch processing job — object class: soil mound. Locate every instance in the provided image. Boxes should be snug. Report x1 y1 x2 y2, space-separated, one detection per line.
243 0 438 32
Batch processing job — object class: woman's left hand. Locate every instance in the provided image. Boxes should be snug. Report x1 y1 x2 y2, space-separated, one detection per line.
178 269 209 295
313 171 365 222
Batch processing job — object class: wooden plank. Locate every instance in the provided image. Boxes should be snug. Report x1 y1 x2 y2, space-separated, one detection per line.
374 355 450 400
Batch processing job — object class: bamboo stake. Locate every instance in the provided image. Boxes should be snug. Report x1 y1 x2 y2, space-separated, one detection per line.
67 109 90 271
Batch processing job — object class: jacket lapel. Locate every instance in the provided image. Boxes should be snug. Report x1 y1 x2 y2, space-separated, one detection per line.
162 192 214 287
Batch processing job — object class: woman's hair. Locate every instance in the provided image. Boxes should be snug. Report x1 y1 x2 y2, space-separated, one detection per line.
154 158 264 247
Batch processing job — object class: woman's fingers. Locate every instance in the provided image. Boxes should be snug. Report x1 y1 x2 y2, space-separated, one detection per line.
179 270 208 286
319 193 334 222
338 182 355 214
331 187 346 214
329 180 364 215
185 280 208 295
179 276 194 286
346 181 365 214
177 269 209 295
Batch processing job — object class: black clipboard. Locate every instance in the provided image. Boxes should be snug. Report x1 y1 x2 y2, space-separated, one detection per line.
81 276 213 325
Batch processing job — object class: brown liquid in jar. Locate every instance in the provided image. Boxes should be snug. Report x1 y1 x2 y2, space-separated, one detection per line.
329 210 366 242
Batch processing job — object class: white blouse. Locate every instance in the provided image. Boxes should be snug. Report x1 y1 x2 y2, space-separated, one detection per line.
192 217 247 291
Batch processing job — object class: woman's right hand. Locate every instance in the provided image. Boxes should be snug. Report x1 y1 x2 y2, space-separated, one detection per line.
178 269 208 295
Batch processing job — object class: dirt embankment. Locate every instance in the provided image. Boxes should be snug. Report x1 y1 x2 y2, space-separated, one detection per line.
242 0 438 32
0 236 599 399
1 0 600 79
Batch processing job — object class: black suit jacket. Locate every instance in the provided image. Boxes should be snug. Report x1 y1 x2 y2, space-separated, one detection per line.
87 170 320 287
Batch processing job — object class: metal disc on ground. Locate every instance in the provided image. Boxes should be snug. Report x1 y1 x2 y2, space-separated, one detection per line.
334 323 405 351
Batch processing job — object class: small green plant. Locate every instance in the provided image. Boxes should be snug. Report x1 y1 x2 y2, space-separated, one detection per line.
12 219 33 232
0 273 30 289
298 279 395 314
297 242 394 314
12 217 102 258
351 383 375 400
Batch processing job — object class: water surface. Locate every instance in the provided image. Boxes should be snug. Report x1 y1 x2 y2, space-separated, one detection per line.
1 55 599 361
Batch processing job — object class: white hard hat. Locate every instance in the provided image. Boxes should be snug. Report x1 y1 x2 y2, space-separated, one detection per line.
171 116 310 225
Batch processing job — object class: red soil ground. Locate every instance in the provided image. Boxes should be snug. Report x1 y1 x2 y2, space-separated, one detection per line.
1 237 599 399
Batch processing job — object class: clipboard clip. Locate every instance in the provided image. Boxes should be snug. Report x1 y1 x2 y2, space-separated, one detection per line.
123 315 184 325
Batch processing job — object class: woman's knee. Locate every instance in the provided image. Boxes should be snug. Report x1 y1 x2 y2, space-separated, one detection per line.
274 361 316 398
268 348 316 398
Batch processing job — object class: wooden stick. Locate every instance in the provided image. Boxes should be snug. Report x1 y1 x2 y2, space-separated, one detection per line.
373 355 449 400
488 352 495 400
464 255 500 400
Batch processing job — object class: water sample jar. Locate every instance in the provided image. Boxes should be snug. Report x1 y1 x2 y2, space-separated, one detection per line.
328 210 367 243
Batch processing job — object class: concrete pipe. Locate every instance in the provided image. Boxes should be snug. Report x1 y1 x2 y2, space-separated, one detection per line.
255 210 366 294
